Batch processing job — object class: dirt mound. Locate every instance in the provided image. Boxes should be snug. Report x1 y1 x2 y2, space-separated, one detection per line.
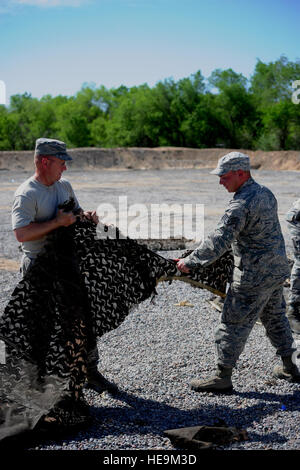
1 147 300 172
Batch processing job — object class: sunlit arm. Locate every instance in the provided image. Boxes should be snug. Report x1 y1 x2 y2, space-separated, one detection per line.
14 209 77 242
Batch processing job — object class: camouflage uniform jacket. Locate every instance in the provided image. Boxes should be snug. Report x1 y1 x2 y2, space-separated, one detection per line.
184 177 290 289
286 198 300 241
285 199 300 312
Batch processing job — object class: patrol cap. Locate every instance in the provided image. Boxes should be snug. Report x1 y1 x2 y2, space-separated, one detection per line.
210 152 250 176
34 138 72 161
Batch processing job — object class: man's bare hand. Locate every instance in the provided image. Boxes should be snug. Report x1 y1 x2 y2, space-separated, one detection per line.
176 258 190 273
56 209 77 227
82 210 99 224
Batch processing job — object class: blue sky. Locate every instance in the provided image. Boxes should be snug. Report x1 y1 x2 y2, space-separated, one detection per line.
0 0 299 104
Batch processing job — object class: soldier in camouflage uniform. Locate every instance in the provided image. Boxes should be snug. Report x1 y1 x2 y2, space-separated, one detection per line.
286 199 300 334
177 152 299 393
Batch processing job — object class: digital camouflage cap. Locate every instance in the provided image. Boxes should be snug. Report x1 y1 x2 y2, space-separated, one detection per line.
210 152 250 176
34 138 72 161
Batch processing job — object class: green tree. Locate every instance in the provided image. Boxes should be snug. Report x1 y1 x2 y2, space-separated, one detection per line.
208 69 259 148
104 84 160 147
251 56 300 150
89 85 129 147
250 55 300 105
259 101 300 150
180 93 223 148
1 57 300 152
169 71 206 146
8 93 41 149
0 106 12 150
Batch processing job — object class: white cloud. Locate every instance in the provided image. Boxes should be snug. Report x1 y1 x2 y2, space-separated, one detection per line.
13 0 90 7
0 0 95 14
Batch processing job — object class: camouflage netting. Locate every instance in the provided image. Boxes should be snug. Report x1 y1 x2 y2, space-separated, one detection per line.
0 199 233 442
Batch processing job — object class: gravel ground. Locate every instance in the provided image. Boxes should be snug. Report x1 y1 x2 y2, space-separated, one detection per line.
1 168 300 455
1 250 300 453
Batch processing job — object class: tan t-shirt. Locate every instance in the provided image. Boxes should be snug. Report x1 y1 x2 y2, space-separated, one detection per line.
12 176 80 259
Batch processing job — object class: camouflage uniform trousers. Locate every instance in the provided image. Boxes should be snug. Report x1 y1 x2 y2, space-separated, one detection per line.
214 281 295 369
286 200 300 315
288 237 300 315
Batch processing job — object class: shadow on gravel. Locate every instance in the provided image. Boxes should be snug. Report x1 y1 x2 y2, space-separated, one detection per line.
98 387 300 423
2 387 299 450
66 387 300 448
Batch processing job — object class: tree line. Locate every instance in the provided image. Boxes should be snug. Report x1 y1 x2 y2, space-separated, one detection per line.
1 55 300 152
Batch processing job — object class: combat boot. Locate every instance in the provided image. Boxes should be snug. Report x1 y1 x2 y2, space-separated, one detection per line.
273 355 300 382
286 308 300 335
190 364 233 393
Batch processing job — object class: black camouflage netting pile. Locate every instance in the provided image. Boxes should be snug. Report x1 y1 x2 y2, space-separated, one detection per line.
0 199 233 441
